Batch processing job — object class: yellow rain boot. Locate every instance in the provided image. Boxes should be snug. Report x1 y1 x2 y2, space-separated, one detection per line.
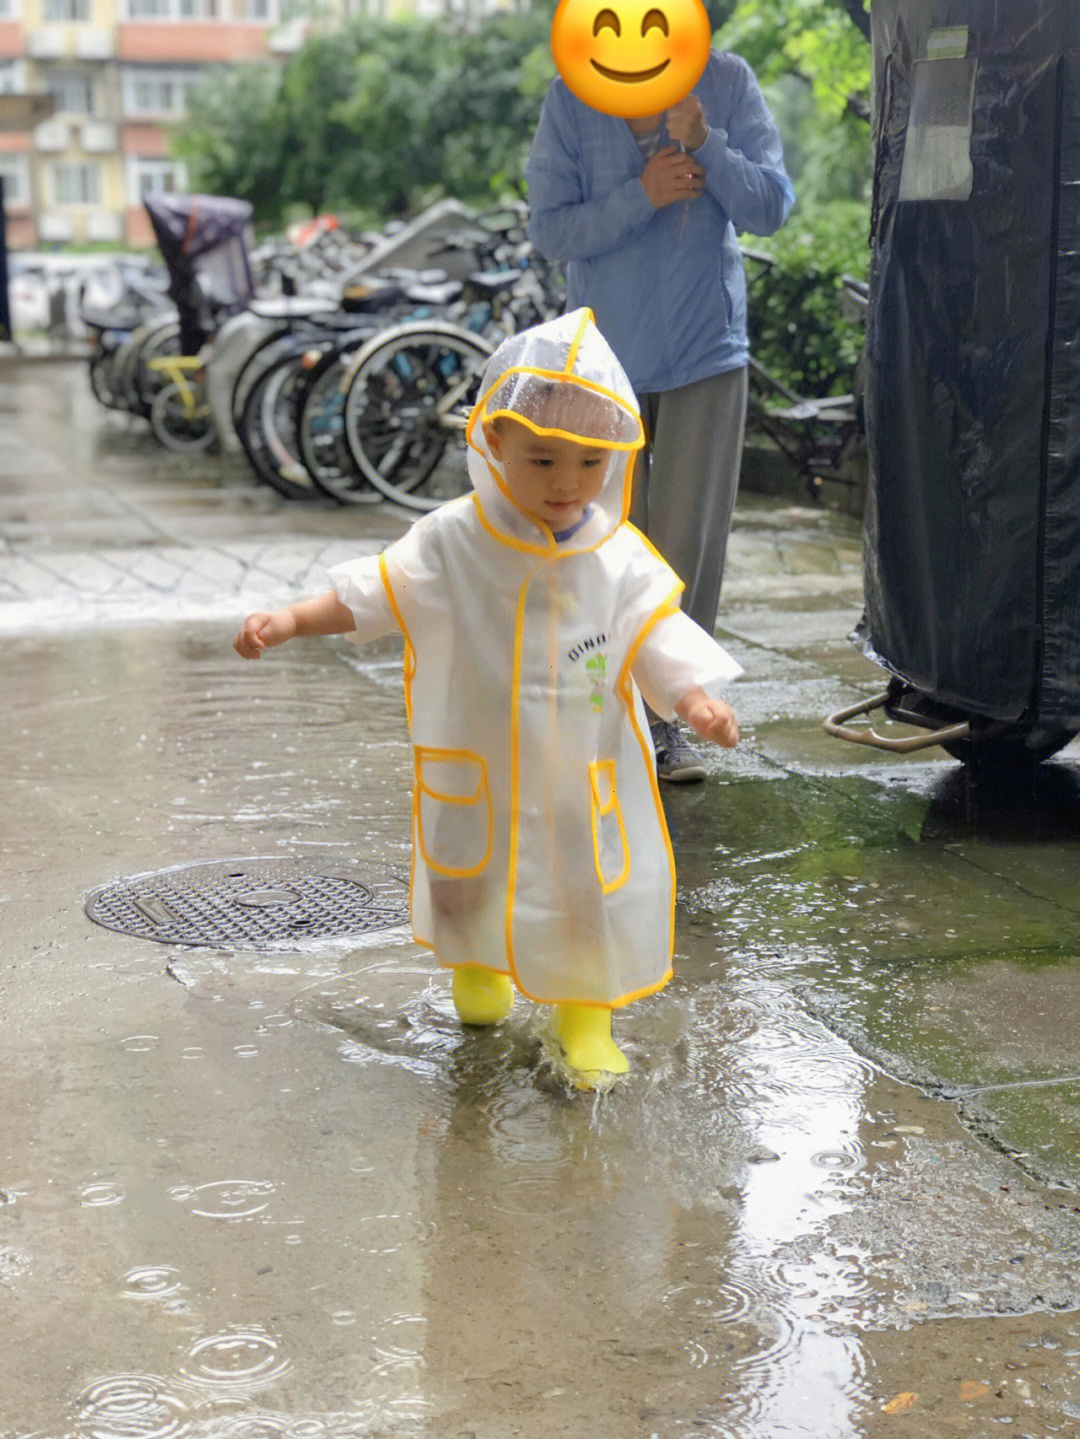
550 1003 629 1090
452 965 515 1026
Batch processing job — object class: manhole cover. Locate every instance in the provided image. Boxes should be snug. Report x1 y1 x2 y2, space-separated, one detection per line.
85 858 408 949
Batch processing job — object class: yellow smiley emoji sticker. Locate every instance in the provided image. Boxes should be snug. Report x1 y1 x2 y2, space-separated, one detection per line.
550 0 712 119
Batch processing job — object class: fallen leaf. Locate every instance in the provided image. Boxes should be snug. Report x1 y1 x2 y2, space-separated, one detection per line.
882 1392 919 1415
959 1381 990 1401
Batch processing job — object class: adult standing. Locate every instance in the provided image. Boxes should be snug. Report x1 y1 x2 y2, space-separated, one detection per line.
526 50 794 780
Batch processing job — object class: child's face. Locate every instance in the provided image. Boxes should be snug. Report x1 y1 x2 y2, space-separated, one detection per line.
484 418 611 531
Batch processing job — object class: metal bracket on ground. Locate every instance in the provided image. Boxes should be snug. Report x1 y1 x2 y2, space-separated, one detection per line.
824 690 972 753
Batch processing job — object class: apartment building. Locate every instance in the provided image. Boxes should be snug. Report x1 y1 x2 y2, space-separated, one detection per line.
0 0 432 248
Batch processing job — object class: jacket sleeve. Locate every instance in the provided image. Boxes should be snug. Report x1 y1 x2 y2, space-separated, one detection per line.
697 59 795 237
526 86 656 263
328 552 398 644
617 530 743 717
631 609 744 720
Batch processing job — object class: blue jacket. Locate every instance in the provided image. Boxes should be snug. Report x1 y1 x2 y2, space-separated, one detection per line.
526 53 795 393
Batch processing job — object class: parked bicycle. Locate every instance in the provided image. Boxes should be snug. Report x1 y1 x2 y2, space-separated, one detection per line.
82 198 869 523
145 353 216 453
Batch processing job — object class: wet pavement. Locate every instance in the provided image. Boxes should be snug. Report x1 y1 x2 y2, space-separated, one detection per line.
3 358 1080 1438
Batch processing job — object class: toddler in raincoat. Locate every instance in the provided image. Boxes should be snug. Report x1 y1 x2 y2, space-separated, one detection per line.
234 308 742 1089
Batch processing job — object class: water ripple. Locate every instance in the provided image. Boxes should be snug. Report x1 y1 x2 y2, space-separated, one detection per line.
119 1035 161 1054
660 1276 755 1324
353 1212 436 1256
80 1180 125 1208
183 1409 385 1438
810 1144 864 1173
121 1265 184 1300
72 1373 188 1439
490 1173 578 1217
728 1303 799 1380
168 1180 275 1221
486 1088 572 1168
177 1324 289 1397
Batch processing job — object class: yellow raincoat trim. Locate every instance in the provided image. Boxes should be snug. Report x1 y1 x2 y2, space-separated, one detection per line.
414 746 494 879
588 759 630 894
467 369 643 449
564 305 591 373
465 351 644 543
498 551 685 1007
378 550 425 932
472 484 556 557
379 551 415 726
616 586 686 962
503 564 530 995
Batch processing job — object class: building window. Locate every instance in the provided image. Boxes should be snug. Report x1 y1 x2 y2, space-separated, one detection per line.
124 0 221 16
43 0 92 18
0 158 31 206
0 62 26 94
53 161 101 205
240 0 278 19
0 0 19 21
128 156 187 203
123 65 201 116
49 69 95 115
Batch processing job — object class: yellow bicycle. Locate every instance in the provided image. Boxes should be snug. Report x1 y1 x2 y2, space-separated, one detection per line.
146 353 217 453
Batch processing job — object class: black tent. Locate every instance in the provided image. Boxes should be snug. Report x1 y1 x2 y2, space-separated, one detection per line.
841 0 1080 766
0 177 11 343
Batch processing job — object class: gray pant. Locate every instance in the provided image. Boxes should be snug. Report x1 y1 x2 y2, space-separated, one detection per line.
629 366 748 636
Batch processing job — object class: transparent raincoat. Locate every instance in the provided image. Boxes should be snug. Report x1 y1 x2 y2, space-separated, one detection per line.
331 309 741 1007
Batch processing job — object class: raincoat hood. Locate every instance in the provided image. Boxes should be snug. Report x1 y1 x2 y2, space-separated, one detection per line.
465 308 645 549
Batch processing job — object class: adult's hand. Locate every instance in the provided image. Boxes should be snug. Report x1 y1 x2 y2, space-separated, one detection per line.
641 145 705 209
666 95 709 151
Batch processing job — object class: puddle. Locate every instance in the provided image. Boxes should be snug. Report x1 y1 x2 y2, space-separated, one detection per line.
4 611 1080 1436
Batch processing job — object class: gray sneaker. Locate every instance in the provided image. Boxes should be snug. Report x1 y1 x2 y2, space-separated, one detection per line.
650 720 707 783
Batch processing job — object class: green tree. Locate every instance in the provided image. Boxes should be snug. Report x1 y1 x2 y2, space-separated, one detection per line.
175 12 555 226
279 31 369 215
174 64 290 225
716 0 872 392
719 0 870 122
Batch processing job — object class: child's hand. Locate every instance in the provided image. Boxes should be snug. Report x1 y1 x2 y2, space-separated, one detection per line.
234 610 296 659
676 690 739 748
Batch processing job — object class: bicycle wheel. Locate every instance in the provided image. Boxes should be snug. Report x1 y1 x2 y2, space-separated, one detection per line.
132 322 184 419
297 340 381 505
230 325 293 436
112 315 177 417
88 343 124 409
149 380 217 453
342 322 493 512
237 350 321 501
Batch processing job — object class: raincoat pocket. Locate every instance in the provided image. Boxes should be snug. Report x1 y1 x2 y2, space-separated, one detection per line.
415 748 493 878
588 759 630 894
